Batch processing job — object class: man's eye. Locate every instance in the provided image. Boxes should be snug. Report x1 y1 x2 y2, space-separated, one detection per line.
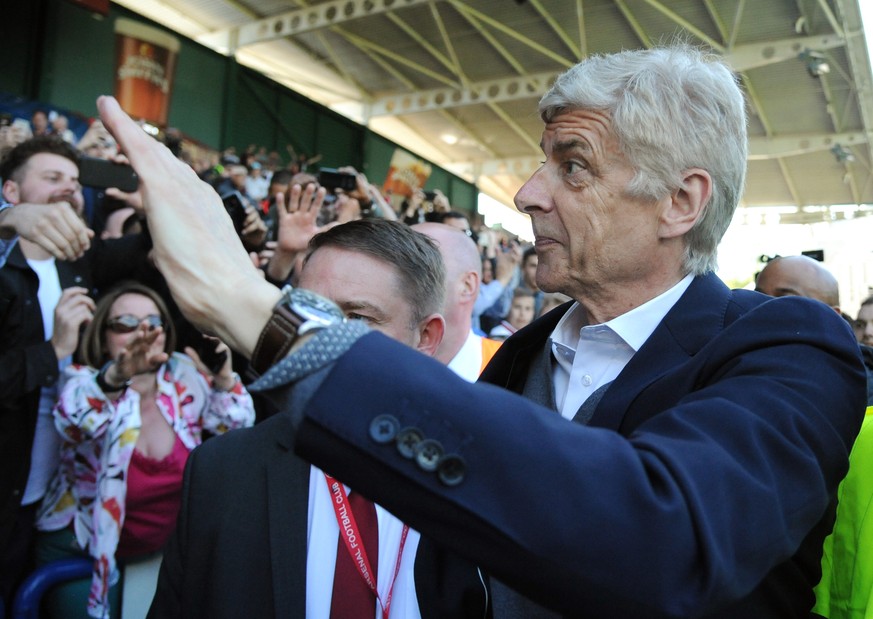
346 313 372 323
562 161 584 175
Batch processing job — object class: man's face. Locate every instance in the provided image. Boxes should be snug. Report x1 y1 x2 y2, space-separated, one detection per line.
2 153 83 213
444 216 470 234
522 253 539 290
508 295 535 330
299 246 421 348
513 109 663 299
754 262 809 300
31 112 48 133
854 304 873 347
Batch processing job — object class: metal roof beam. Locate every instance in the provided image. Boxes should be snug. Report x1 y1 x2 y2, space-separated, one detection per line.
369 33 846 117
726 33 846 70
199 0 439 51
836 0 873 170
468 132 869 177
370 71 556 116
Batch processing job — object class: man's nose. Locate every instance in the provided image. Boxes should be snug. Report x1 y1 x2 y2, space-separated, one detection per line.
514 165 553 216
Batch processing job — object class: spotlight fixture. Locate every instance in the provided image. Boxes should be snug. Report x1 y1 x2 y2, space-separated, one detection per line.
831 143 855 163
799 49 830 78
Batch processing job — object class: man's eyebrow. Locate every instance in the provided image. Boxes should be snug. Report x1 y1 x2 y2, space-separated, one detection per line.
338 299 386 319
552 139 592 155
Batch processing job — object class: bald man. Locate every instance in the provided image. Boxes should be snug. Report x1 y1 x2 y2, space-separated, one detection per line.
755 255 873 402
754 255 841 313
412 222 501 381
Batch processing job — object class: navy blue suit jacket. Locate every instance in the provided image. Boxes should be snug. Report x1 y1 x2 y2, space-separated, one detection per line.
292 273 866 618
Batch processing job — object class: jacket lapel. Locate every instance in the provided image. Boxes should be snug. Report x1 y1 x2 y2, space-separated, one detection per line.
589 273 732 431
265 413 310 617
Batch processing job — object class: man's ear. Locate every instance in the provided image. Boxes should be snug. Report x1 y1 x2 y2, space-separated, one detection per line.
416 313 446 357
459 270 479 303
2 179 20 205
658 168 712 239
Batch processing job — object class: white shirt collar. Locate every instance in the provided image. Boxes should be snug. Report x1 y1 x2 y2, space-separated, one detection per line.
552 274 694 354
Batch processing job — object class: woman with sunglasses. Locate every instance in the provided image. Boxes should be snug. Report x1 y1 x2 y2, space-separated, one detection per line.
33 282 255 619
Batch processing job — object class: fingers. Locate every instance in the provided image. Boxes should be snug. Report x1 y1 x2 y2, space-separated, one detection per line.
105 187 144 211
97 97 166 176
51 288 96 359
282 184 326 215
118 325 167 376
13 202 93 261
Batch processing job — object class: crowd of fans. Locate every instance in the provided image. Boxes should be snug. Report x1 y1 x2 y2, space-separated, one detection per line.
0 107 559 618
3 39 873 619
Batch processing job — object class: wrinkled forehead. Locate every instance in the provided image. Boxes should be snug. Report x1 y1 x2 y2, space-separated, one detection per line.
20 152 79 180
540 108 617 153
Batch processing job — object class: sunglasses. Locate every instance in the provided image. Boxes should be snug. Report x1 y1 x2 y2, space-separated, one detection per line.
106 314 163 334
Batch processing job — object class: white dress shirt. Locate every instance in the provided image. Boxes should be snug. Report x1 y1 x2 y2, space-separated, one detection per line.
550 275 693 419
447 330 487 383
306 467 422 619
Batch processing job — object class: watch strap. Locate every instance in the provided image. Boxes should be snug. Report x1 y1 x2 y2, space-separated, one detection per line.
250 300 305 376
96 361 131 393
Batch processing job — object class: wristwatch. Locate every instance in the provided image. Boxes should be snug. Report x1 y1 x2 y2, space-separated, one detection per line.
96 361 132 393
250 285 345 375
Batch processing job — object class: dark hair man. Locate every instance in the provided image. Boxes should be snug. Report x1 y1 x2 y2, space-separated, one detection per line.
100 44 865 618
148 219 490 617
0 136 151 607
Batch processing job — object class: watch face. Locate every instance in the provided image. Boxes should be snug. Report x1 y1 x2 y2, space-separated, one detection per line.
288 287 344 328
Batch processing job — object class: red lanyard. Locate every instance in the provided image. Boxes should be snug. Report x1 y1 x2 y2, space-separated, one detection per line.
324 474 409 619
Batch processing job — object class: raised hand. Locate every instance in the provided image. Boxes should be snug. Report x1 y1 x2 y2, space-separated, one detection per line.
96 95 281 356
240 204 268 251
113 324 169 381
265 183 328 282
1 202 93 261
51 287 96 359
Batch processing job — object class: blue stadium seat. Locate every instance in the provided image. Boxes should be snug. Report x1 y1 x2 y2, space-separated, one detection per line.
11 558 92 619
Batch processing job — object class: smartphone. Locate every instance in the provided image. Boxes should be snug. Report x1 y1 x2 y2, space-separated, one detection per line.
220 190 248 234
317 168 357 192
78 156 139 192
196 336 228 375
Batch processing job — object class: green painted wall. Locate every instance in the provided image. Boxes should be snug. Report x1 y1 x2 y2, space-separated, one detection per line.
3 0 476 210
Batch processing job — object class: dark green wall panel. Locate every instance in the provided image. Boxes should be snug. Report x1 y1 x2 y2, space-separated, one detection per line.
40 1 117 116
167 40 226 146
278 96 318 158
316 114 363 170
10 0 477 202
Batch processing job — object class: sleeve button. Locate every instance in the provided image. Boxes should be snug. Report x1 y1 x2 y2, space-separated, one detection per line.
437 454 466 487
414 439 444 472
369 414 400 444
396 427 424 458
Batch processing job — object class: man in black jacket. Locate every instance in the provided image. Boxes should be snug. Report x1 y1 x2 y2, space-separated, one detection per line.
0 136 152 608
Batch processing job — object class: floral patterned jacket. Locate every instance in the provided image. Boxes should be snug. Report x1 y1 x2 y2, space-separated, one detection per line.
35 352 255 619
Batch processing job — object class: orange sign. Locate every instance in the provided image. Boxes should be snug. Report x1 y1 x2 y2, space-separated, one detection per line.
114 18 180 126
382 149 432 198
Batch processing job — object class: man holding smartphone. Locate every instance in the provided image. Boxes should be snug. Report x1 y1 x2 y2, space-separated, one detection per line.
0 136 153 610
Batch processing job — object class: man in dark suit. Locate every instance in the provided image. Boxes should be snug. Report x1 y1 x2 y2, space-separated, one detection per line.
148 219 489 618
101 43 865 619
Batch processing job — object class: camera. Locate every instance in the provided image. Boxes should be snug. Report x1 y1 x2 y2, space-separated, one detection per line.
220 190 248 234
317 168 357 192
78 156 139 193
